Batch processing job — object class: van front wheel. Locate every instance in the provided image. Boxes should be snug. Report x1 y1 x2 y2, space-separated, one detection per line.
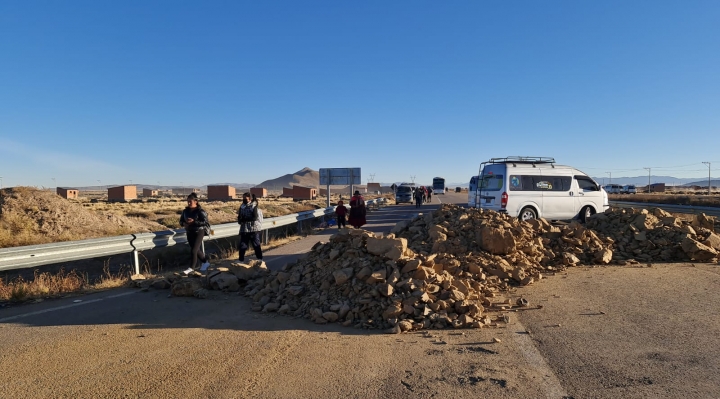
519 207 537 221
580 206 595 223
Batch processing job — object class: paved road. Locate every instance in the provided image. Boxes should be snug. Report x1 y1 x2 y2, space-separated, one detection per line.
1 191 719 398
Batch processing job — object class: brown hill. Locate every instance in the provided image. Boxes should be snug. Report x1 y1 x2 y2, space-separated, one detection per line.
0 187 166 248
258 167 320 190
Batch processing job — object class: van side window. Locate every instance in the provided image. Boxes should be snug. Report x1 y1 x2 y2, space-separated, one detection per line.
509 175 570 191
576 176 598 191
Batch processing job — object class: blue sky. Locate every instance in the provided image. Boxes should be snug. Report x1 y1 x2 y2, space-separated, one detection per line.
1 1 719 188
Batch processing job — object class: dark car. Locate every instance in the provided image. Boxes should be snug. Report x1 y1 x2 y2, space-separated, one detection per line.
455 187 462 192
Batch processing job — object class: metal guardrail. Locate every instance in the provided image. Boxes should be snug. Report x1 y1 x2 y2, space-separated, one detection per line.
0 198 387 273
609 201 720 218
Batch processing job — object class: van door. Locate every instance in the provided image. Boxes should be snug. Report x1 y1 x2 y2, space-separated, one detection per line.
468 176 478 207
536 171 574 219
574 175 602 217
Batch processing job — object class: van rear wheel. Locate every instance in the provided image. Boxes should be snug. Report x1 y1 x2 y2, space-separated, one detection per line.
519 207 537 221
580 206 595 223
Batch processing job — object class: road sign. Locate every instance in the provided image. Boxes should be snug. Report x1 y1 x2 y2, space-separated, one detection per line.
319 168 361 185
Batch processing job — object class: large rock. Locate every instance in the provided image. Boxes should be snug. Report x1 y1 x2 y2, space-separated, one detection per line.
681 237 718 261
209 272 240 292
333 268 354 285
692 213 715 230
593 248 613 264
702 233 720 251
228 261 268 281
366 237 407 260
478 226 516 255
171 279 203 297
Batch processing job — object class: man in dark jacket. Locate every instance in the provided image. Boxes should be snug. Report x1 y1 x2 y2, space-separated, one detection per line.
180 193 211 274
237 193 263 262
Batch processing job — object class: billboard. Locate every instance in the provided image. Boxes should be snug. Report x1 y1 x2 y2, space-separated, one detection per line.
319 168 361 185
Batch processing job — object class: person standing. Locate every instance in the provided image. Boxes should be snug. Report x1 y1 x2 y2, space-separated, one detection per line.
335 200 348 229
237 192 264 262
348 190 366 228
427 187 433 203
414 186 424 208
180 193 211 274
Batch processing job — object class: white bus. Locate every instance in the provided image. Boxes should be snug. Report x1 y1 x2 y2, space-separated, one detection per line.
432 177 445 194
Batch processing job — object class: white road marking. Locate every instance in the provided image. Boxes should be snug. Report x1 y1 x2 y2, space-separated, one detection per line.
512 319 569 398
0 291 137 323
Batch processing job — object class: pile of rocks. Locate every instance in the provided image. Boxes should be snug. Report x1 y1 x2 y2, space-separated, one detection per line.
242 228 513 332
586 207 719 262
135 204 718 333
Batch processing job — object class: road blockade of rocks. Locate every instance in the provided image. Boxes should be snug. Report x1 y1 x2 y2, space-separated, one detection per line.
134 204 718 332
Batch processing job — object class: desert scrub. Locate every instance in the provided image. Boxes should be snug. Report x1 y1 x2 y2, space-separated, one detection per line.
158 217 181 229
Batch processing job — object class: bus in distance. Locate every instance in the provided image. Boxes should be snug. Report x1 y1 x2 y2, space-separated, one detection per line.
432 177 445 194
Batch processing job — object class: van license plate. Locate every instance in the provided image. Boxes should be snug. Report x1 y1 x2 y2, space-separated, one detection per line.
485 198 491 204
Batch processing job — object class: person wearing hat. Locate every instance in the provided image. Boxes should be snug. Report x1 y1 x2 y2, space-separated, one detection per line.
348 190 366 228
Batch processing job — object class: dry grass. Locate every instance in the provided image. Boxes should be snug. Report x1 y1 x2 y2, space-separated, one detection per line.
0 266 131 302
609 193 720 208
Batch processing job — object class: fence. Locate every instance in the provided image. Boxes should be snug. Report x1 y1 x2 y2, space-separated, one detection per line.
0 199 387 274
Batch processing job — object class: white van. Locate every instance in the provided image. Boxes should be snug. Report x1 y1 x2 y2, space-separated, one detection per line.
472 157 609 222
621 185 637 194
467 175 479 207
603 184 623 194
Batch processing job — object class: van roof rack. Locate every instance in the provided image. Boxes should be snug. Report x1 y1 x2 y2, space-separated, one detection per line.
487 156 556 166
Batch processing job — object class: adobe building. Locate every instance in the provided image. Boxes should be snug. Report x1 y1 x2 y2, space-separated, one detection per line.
207 185 236 201
649 183 666 193
367 183 381 193
142 188 159 197
250 187 267 198
108 185 137 202
282 187 294 197
292 186 317 200
56 187 79 199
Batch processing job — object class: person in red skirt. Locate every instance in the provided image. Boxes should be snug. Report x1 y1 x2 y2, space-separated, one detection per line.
348 191 367 228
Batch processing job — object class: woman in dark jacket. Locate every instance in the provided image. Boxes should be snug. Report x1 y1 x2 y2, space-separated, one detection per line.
348 191 367 228
180 193 211 274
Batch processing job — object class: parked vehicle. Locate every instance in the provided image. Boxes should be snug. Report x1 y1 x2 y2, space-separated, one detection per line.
467 176 479 207
395 183 415 204
603 184 623 194
433 177 445 194
622 185 637 194
455 187 462 192
471 156 609 222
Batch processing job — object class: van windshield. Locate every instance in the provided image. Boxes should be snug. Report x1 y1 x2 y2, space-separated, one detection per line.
397 186 412 193
480 174 504 191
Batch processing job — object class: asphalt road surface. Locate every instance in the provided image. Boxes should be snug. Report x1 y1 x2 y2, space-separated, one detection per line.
1 191 719 398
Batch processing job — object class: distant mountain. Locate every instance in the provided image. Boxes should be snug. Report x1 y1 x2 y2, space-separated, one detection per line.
590 176 703 187
682 179 720 187
257 167 320 189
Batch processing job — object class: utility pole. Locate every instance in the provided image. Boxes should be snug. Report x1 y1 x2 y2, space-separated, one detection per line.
0 176 3 189
644 167 651 193
369 173 376 183
605 172 611 185
52 177 56 189
410 175 416 184
702 162 711 195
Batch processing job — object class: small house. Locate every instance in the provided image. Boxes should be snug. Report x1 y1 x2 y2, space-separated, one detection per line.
56 187 79 199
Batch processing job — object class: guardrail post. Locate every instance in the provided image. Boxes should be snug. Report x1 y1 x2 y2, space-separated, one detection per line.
262 229 268 245
133 250 140 275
